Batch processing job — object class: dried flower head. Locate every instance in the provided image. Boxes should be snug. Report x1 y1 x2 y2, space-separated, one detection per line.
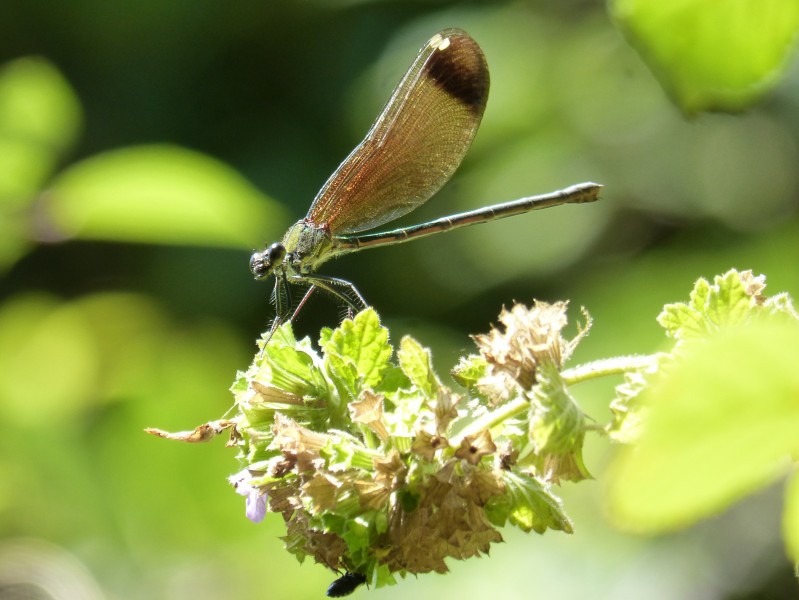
739 269 766 303
349 390 389 442
411 427 448 461
454 429 497 465
432 387 460 434
473 301 573 391
150 307 584 592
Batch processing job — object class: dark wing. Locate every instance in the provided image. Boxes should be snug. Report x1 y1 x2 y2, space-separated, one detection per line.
306 28 489 234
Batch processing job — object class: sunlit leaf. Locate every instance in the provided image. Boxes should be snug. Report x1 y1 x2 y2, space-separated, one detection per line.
397 335 439 399
450 354 487 390
527 363 590 482
322 309 392 395
658 271 752 341
259 342 324 399
0 57 82 204
611 0 799 113
606 320 799 532
485 469 572 534
47 145 286 247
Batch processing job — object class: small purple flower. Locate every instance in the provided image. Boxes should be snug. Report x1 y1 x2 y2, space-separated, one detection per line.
245 491 267 522
229 469 267 523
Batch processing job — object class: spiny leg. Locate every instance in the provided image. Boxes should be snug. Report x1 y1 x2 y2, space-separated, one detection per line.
290 285 318 323
261 275 368 350
262 273 294 348
291 274 368 318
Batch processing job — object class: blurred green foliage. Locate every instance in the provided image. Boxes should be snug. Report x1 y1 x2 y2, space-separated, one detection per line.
49 145 282 247
610 319 799 528
0 57 81 267
612 0 799 113
605 271 799 540
1 1 798 599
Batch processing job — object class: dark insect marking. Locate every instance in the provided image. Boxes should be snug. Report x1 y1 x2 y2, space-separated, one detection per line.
326 572 367 597
424 35 489 112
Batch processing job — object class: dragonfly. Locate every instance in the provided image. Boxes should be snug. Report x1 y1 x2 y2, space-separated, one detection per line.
250 28 601 338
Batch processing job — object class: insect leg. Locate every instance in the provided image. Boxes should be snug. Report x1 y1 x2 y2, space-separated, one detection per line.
291 274 368 315
262 273 294 347
290 285 318 322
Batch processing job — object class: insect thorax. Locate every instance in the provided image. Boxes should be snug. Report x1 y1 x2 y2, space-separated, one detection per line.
281 219 337 274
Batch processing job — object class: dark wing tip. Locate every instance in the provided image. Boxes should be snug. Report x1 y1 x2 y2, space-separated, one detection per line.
424 29 489 114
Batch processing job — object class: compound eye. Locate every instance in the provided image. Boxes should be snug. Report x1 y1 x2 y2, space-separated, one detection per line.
249 252 268 278
250 242 286 280
267 243 286 266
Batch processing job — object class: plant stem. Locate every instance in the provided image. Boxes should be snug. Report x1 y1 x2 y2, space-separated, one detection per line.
451 396 529 446
450 354 659 447
562 354 659 384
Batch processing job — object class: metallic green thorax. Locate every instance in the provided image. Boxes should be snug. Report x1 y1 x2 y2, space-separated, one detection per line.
281 220 347 275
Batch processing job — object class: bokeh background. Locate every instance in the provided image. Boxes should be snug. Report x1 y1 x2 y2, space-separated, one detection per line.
1 1 798 599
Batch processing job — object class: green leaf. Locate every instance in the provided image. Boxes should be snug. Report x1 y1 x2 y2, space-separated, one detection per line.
785 471 799 565
606 320 799 533
320 436 366 472
372 563 396 589
0 57 81 151
324 352 360 408
261 320 299 349
0 57 81 205
373 366 411 398
527 363 590 482
257 343 322 399
611 0 799 113
321 309 392 399
657 270 757 341
485 470 572 534
689 277 711 313
397 336 439 399
706 270 750 327
450 354 487 389
318 326 333 349
48 145 285 247
242 323 328 426
658 302 706 340
608 364 659 443
340 517 371 556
